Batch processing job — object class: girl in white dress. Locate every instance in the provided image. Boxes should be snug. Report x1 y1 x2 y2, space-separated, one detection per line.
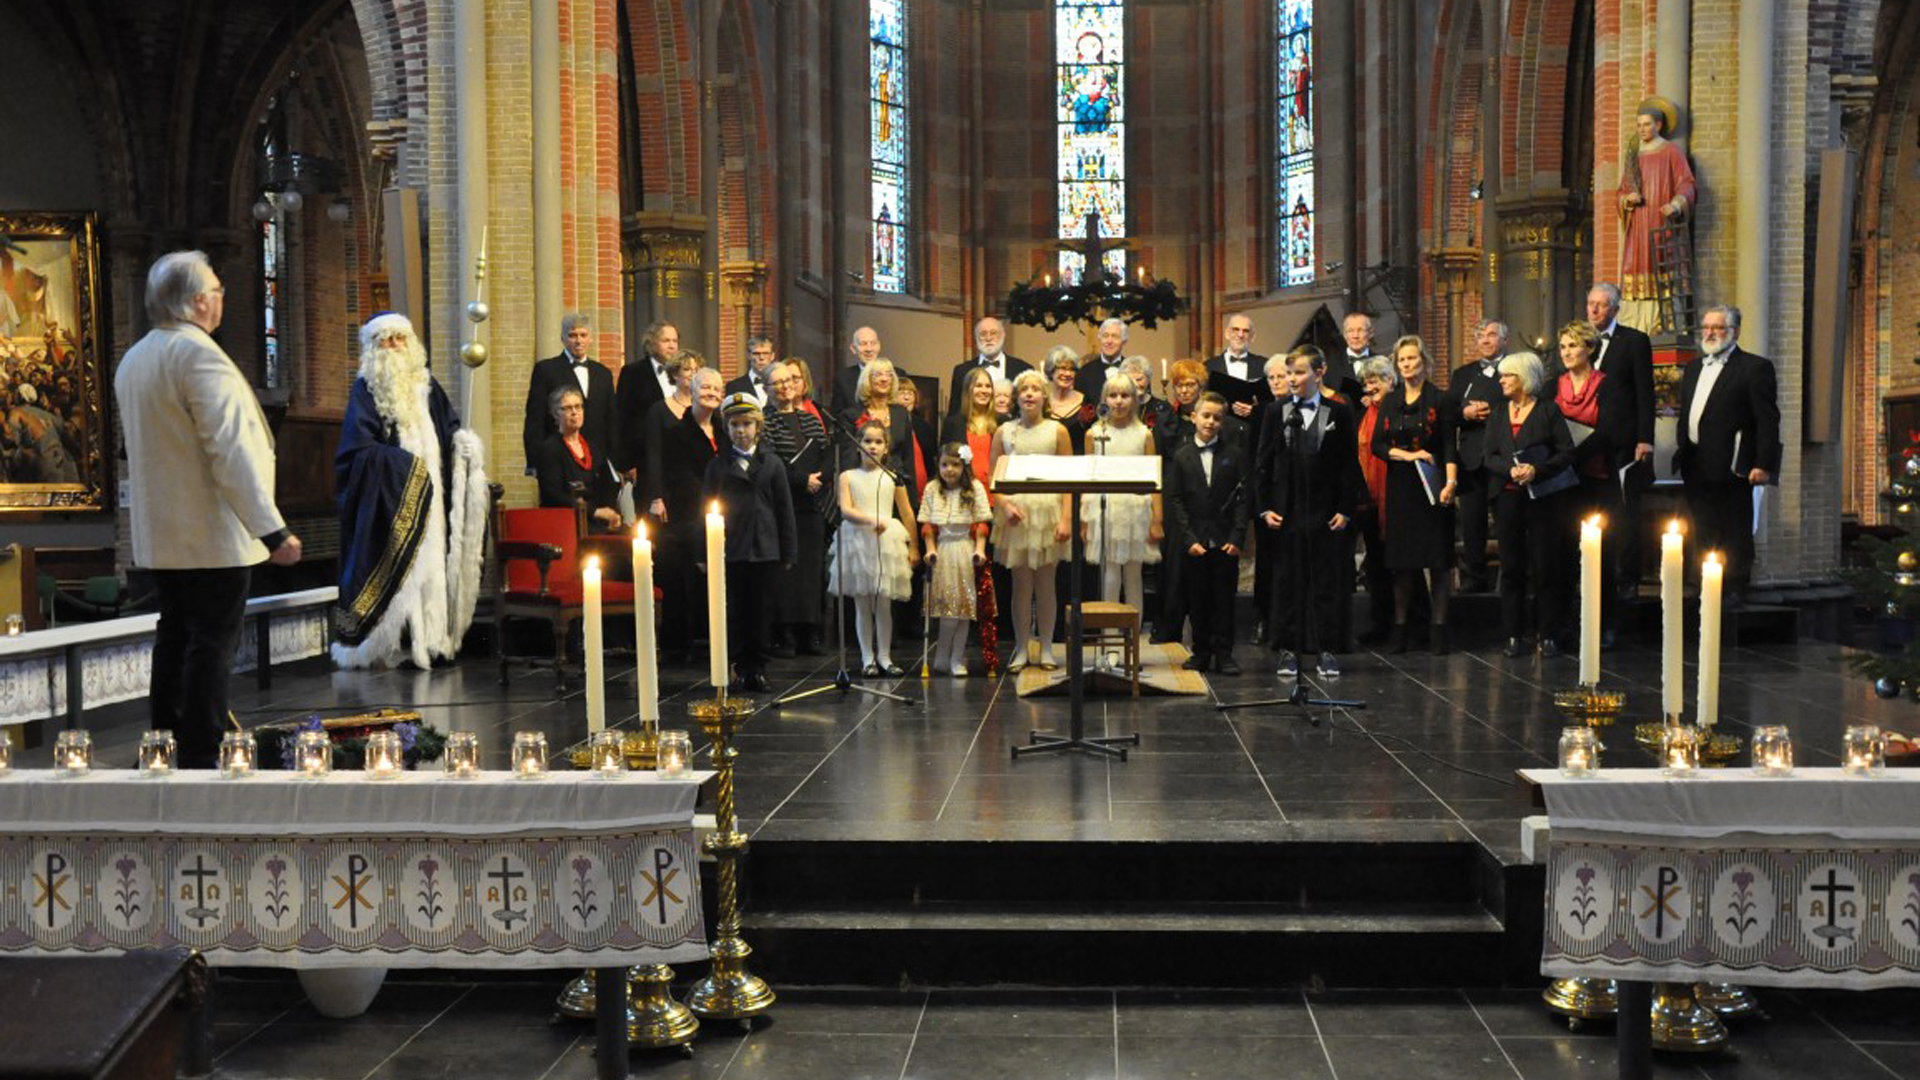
829 423 920 676
1083 373 1163 611
990 370 1072 670
920 443 992 677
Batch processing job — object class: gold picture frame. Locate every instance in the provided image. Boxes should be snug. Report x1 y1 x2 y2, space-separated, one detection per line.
0 211 107 512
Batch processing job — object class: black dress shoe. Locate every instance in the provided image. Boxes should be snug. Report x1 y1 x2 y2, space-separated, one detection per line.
742 672 772 693
1182 653 1212 672
797 630 826 656
1502 637 1526 658
1430 624 1451 656
1214 655 1241 676
1538 638 1565 658
1249 621 1266 646
1388 625 1409 654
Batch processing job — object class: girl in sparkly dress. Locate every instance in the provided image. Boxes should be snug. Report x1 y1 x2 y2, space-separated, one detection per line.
828 423 921 677
991 370 1072 671
920 443 992 677
1083 373 1163 612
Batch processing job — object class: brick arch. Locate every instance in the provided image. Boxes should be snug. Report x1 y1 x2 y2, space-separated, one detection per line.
625 0 700 215
1496 0 1585 189
717 0 774 370
1419 0 1487 373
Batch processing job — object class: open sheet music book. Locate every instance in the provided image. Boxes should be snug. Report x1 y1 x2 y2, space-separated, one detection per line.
1415 459 1443 505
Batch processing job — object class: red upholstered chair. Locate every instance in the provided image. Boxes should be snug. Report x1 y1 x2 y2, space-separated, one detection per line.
492 486 635 692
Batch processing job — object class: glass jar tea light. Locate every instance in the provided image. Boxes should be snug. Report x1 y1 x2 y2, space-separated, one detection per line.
655 730 693 778
443 731 481 780
1661 725 1700 777
588 730 626 778
0 733 13 776
1750 725 1794 777
512 731 548 779
1844 724 1886 777
137 730 177 777
1558 727 1601 778
294 730 333 779
4 613 23 636
219 731 256 779
363 731 404 779
54 729 93 777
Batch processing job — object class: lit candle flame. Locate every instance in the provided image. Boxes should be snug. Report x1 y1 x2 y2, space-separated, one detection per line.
1666 519 1682 537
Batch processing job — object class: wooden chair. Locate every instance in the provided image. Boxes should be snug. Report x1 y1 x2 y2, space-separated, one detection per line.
1077 601 1141 697
491 485 635 692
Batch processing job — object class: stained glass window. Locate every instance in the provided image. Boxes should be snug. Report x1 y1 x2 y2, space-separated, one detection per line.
870 1 908 293
1275 0 1313 287
262 216 280 386
1056 0 1125 284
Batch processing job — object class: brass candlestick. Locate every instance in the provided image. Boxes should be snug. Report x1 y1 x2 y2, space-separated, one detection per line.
626 964 699 1049
684 694 775 1023
1694 982 1764 1021
1543 683 1627 1026
1649 981 1729 1051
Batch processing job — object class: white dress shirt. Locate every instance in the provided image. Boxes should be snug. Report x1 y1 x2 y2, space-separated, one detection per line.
1687 349 1731 445
651 357 675 400
1595 319 1617 369
567 350 593 396
1194 436 1218 484
1223 352 1252 382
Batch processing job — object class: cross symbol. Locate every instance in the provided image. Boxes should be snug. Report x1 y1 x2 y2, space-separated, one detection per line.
488 858 527 925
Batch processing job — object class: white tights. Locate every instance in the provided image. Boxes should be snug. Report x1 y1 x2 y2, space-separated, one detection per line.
1008 565 1059 661
852 594 894 668
936 617 969 670
1101 560 1145 610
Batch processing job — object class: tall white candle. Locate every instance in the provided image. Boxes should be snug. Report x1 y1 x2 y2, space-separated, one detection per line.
633 525 659 725
1699 552 1724 729
582 556 606 734
1660 521 1684 720
706 501 729 689
1579 516 1602 685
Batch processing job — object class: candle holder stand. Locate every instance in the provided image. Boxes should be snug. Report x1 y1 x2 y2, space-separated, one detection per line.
1693 982 1764 1021
1541 977 1617 1028
626 964 700 1049
1649 982 1729 1051
684 694 775 1024
1633 720 1743 764
1553 684 1625 727
1543 685 1625 1026
623 725 660 769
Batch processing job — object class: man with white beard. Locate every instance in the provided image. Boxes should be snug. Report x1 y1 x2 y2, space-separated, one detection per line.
332 313 490 669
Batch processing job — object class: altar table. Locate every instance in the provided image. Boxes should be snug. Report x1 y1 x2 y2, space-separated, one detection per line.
0 770 711 971
1524 767 1920 989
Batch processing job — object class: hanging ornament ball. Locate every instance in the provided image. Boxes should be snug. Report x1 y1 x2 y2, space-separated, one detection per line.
1901 552 1918 572
1877 677 1902 700
1901 503 1915 516
1905 455 1920 478
459 340 489 368
465 300 490 324
1888 600 1904 618
1897 482 1913 498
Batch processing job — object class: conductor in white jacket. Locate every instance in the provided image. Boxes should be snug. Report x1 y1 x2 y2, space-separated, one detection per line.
115 251 302 767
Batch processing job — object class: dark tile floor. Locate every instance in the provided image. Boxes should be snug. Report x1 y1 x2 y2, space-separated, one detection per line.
200 976 1920 1079
20 625 1920 1078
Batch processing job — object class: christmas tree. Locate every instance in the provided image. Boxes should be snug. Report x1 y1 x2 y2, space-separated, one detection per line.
1844 443 1920 700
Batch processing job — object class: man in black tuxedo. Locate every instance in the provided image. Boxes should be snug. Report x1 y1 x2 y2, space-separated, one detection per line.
1327 312 1375 402
945 316 1029 417
1676 304 1780 600
1205 313 1270 423
830 325 887 409
613 320 677 476
1447 319 1509 593
1256 352 1356 678
1587 282 1656 598
1165 393 1251 676
725 336 779 407
1077 317 1131 399
523 313 617 474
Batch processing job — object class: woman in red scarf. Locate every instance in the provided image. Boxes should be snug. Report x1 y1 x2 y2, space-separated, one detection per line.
1352 357 1396 645
1554 320 1630 646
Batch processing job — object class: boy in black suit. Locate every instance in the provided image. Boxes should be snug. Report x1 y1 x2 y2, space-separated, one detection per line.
1256 352 1357 678
702 394 798 692
1165 393 1251 676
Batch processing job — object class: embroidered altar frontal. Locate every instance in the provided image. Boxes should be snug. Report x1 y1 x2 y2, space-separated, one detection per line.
1529 768 1920 990
0 772 710 970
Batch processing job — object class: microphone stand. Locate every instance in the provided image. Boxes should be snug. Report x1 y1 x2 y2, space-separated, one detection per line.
1218 401 1366 720
775 406 918 708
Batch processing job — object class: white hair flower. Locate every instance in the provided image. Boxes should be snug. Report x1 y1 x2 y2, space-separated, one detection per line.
956 444 974 465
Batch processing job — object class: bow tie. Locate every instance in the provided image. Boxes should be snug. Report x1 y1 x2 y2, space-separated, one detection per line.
978 356 999 365
1196 441 1217 454
1703 353 1729 366
569 356 589 368
1601 331 1613 342
1294 400 1316 412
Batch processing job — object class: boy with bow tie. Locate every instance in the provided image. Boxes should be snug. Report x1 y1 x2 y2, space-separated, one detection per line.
1256 351 1358 678
702 394 798 692
1165 393 1251 676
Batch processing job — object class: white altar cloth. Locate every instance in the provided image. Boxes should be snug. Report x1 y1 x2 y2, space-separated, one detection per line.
0 770 713 970
1525 768 1920 989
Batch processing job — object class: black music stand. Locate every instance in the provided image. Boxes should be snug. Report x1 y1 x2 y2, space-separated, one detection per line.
998 457 1156 760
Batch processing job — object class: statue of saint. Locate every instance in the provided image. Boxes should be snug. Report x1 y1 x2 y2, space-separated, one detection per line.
1617 98 1697 332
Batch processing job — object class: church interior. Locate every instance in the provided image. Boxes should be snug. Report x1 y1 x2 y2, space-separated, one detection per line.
7 1 1920 1078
